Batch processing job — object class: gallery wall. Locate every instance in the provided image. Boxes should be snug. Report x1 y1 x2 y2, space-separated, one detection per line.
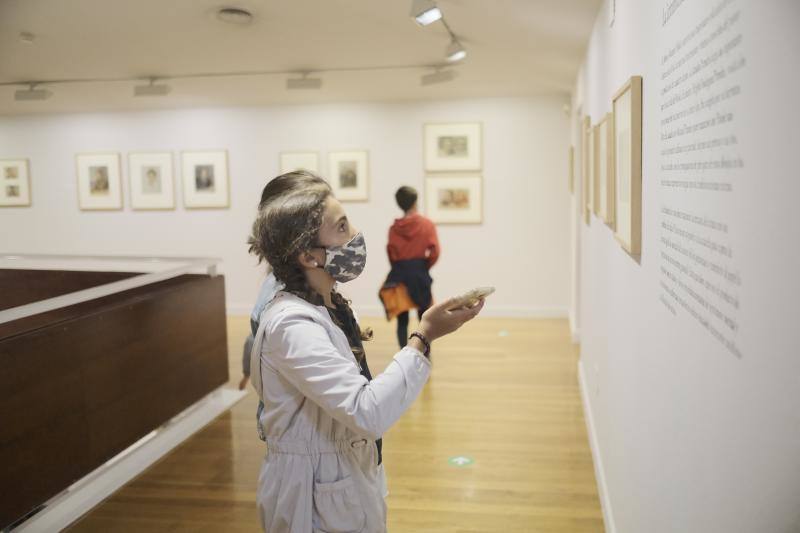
571 1 800 532
0 96 571 317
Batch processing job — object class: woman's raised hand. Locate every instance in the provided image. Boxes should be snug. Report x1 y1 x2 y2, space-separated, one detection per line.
418 297 485 343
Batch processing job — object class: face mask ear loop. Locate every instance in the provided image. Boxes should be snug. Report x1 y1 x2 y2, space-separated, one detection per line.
308 245 327 269
343 233 360 247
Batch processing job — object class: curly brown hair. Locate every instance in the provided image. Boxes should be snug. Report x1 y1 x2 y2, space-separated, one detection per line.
247 170 371 354
247 171 332 299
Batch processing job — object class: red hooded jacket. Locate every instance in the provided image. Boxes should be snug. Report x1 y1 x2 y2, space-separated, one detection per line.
387 212 440 268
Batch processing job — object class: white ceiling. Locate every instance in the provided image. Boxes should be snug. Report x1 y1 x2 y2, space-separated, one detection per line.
0 0 600 115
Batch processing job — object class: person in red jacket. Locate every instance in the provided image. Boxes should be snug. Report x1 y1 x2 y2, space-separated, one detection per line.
382 186 440 348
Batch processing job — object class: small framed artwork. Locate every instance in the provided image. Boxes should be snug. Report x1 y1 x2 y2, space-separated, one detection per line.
568 146 575 194
592 123 602 216
280 151 319 174
76 153 122 210
586 122 595 220
612 76 643 257
129 152 174 210
328 150 369 201
0 159 31 207
425 175 482 224
596 113 615 227
181 150 229 209
581 116 591 225
424 122 482 172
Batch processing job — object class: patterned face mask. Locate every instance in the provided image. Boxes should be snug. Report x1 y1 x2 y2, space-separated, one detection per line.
317 232 367 283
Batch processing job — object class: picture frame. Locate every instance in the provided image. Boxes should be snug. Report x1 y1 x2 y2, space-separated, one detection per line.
328 150 369 202
280 151 319 174
181 150 229 209
568 146 575 194
596 113 615 228
0 159 31 207
592 123 601 216
129 152 175 210
76 153 122 210
425 175 482 224
582 116 591 225
612 76 643 257
424 122 482 172
586 121 595 220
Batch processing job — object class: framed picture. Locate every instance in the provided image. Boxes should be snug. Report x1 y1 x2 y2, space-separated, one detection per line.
568 146 575 194
586 122 595 219
280 151 319 174
593 123 603 216
181 151 229 209
612 76 643 256
424 123 482 172
129 152 174 210
0 159 31 207
581 116 591 225
595 113 615 227
328 150 368 202
425 175 482 224
76 153 122 210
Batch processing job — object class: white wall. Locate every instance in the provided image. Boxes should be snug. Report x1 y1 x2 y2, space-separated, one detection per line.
572 1 800 532
0 97 571 318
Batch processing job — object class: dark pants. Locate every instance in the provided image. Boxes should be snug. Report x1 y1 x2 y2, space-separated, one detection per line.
397 305 430 348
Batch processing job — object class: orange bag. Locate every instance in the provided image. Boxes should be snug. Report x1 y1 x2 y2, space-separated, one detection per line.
378 283 416 320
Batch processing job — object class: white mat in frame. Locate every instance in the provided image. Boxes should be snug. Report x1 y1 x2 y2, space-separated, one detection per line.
0 159 31 207
129 152 175 210
425 175 483 224
181 150 229 209
76 153 122 211
328 150 369 202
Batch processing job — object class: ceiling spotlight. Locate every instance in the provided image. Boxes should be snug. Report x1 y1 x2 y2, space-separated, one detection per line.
134 78 171 97
445 39 466 62
410 0 442 26
286 73 322 90
14 83 52 101
217 7 254 25
421 68 457 86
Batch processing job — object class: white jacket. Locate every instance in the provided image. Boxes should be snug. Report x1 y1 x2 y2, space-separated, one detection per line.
250 291 431 532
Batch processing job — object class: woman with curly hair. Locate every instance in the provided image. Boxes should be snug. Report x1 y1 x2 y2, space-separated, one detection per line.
247 170 484 532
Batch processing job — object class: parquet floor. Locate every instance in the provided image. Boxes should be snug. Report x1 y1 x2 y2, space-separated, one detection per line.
68 315 603 532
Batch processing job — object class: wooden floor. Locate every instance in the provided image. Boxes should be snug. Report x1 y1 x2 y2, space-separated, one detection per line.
68 315 603 532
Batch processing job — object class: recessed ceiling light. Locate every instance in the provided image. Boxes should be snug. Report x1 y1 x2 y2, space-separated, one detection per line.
409 0 442 26
217 7 254 25
445 39 466 62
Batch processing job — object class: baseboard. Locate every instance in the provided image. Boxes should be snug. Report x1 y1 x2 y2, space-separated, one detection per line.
577 359 616 533
13 387 247 532
569 313 580 343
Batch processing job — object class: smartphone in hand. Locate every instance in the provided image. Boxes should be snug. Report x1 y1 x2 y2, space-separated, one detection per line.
448 287 495 310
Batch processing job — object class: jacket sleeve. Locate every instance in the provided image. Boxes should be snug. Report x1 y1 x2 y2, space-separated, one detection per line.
386 228 398 263
242 333 254 376
264 311 431 440
426 222 440 268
